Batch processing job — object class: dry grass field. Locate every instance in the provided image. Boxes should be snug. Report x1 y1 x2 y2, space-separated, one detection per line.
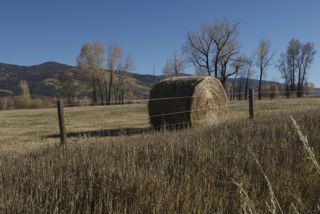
0 103 149 154
1 97 320 212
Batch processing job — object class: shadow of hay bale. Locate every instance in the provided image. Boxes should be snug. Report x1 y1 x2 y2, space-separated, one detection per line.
46 127 152 138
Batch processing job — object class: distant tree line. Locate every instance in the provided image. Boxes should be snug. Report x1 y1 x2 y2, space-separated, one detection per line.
162 18 316 99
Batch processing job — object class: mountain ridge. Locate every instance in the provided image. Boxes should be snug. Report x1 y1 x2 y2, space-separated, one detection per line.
0 61 290 98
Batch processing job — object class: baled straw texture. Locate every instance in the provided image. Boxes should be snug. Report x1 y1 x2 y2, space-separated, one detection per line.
148 76 227 129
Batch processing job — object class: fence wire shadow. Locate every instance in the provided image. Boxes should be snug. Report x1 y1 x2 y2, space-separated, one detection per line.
47 127 154 138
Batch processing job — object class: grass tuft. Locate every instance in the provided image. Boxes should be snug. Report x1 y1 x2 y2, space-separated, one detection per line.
290 116 320 175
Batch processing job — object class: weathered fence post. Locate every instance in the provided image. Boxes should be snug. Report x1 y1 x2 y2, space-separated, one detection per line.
248 89 254 119
57 98 67 145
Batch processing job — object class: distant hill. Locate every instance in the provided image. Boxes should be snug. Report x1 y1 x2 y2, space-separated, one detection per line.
0 62 152 98
127 72 162 87
227 78 284 90
0 61 287 98
0 62 73 96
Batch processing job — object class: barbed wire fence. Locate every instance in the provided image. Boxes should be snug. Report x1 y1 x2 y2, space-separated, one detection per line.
0 90 318 110
1 89 320 145
52 89 320 145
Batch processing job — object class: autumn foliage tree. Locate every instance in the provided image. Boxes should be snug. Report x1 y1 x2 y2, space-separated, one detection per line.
106 45 122 104
77 42 105 104
268 84 280 99
14 80 32 108
77 42 133 105
19 80 31 98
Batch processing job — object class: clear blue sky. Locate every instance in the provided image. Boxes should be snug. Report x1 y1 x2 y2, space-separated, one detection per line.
0 0 319 85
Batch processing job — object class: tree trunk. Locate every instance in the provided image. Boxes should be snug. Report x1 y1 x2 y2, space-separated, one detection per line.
258 65 263 100
284 79 290 98
300 65 307 98
232 72 238 100
297 65 302 97
245 76 249 100
238 78 242 100
121 88 124 104
214 49 220 78
92 72 97 105
98 81 104 105
206 54 210 76
107 72 113 105
104 78 108 105
292 65 295 92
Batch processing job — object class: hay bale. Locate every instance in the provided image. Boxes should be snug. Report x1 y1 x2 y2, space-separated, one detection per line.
148 76 227 129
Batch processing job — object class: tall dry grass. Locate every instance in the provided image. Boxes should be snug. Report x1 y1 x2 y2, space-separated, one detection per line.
1 109 320 213
290 116 320 175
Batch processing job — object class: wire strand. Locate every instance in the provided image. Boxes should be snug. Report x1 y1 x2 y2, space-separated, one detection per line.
1 93 319 111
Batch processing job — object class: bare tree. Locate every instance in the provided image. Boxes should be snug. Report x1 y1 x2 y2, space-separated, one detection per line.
162 60 171 77
277 39 316 98
115 54 133 104
77 42 105 104
192 61 208 76
277 53 291 98
298 42 316 97
163 52 185 77
231 56 246 100
213 20 240 84
287 39 301 92
183 23 213 76
183 19 239 84
106 45 122 104
244 52 255 100
257 40 274 99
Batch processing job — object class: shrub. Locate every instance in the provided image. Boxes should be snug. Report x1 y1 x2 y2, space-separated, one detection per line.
13 96 32 109
29 98 45 109
268 84 280 99
0 98 9 110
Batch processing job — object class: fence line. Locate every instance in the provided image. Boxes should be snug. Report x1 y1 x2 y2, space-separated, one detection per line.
2 88 320 146
148 105 227 119
1 90 316 101
58 97 320 139
1 96 320 111
1 89 320 110
0 102 240 112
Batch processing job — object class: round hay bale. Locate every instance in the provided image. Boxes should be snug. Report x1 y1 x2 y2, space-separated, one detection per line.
148 76 227 129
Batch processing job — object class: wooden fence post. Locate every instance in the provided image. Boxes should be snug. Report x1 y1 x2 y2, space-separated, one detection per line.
57 98 67 145
248 89 254 119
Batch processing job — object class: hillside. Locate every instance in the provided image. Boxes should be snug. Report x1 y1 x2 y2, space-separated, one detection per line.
0 61 291 98
0 62 72 96
0 62 152 98
127 72 162 87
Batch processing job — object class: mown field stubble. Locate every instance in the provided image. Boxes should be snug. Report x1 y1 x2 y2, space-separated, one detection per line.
1 97 320 213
